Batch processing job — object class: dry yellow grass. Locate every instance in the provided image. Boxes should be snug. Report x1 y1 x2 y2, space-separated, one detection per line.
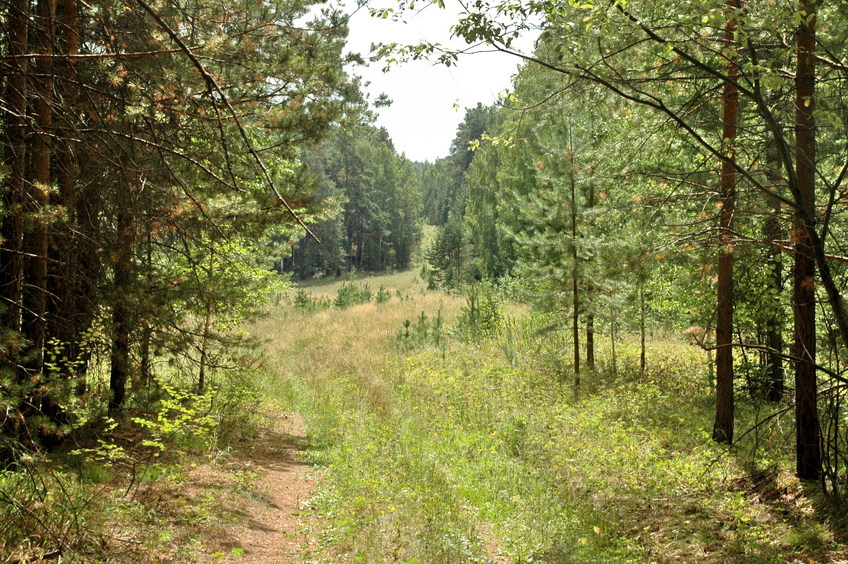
293 268 426 296
252 270 466 413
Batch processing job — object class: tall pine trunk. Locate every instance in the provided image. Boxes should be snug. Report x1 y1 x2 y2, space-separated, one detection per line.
0 0 29 348
763 200 785 402
198 249 215 393
713 4 738 444
639 280 646 374
49 0 88 382
569 151 580 385
22 0 57 375
793 0 821 480
109 207 135 413
586 180 595 371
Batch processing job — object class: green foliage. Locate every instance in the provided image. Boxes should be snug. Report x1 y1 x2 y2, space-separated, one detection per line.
0 461 105 560
395 310 445 352
207 359 266 448
424 217 468 290
0 356 273 557
130 380 216 456
421 104 496 227
452 283 504 342
387 0 848 488
285 125 422 278
375 284 392 304
286 295 841 562
334 281 373 308
0 0 358 426
293 288 332 313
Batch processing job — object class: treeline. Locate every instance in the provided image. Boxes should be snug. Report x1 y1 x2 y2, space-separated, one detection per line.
0 0 359 455
420 103 496 288
280 126 421 279
418 0 848 489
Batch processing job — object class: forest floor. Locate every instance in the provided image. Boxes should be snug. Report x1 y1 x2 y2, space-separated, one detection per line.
141 411 321 562
209 412 318 562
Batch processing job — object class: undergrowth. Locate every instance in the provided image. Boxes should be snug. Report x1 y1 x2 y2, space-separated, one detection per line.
260 272 848 563
0 355 276 562
10 269 841 562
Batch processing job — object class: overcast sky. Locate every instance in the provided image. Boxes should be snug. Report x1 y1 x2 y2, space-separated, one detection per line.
343 2 533 163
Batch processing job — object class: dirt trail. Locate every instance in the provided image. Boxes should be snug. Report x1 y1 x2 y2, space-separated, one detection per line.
219 412 318 563
162 412 320 563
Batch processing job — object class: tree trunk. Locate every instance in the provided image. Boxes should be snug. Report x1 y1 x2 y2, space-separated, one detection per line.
569 153 580 385
22 0 57 376
138 231 153 397
586 180 595 370
48 0 86 381
639 280 646 374
109 208 135 413
763 203 785 402
713 5 738 444
198 249 215 394
793 0 821 480
1 0 29 346
610 317 617 376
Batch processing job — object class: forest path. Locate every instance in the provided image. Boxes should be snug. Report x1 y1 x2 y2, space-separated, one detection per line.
168 411 321 563
217 412 318 563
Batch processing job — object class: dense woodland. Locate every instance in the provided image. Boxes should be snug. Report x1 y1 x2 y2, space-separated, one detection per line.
0 0 360 433
3 0 848 560
280 125 421 279
414 0 848 486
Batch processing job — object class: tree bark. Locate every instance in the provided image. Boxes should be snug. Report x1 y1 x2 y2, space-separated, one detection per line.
109 207 135 413
22 0 57 375
198 249 215 394
610 317 617 376
793 0 821 480
763 199 785 402
569 152 580 385
713 4 738 444
139 232 153 394
0 0 29 346
639 280 646 374
48 0 87 381
586 180 595 371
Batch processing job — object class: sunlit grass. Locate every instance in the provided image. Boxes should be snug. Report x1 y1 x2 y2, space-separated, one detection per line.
252 271 847 563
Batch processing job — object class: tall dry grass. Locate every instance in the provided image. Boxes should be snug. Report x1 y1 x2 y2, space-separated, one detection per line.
249 270 846 563
252 270 465 414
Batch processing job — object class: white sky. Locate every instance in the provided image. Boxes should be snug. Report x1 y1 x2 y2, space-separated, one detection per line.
343 2 533 163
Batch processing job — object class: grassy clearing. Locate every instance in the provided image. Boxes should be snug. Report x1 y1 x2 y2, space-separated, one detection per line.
255 270 848 563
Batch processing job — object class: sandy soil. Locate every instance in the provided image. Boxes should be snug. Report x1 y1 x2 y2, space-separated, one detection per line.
144 412 321 563
216 412 318 563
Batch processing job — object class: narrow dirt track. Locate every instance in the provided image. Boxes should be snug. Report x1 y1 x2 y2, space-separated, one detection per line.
219 413 318 563
167 412 320 563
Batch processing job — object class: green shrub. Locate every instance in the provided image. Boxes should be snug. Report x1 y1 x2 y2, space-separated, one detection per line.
293 288 330 313
453 282 503 341
395 310 444 352
334 282 372 308
375 284 392 304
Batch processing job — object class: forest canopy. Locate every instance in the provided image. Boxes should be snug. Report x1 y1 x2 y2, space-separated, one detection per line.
0 0 363 445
